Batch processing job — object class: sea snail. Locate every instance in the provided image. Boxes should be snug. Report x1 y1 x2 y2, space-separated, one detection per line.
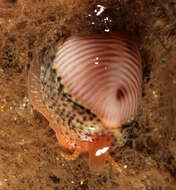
28 33 142 172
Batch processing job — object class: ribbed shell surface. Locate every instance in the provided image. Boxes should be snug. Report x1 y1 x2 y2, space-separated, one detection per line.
53 33 142 129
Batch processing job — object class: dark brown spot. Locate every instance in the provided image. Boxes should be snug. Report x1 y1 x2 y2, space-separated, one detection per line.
68 119 72 125
58 84 63 92
63 103 67 107
116 89 124 100
57 77 61 81
52 102 56 107
86 109 91 114
72 125 75 129
83 116 87 121
49 175 60 183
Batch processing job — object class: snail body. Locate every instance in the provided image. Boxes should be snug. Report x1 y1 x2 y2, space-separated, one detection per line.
28 33 142 171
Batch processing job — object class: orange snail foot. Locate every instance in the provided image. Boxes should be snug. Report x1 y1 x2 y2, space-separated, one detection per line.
87 135 112 172
55 131 124 174
87 136 125 174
